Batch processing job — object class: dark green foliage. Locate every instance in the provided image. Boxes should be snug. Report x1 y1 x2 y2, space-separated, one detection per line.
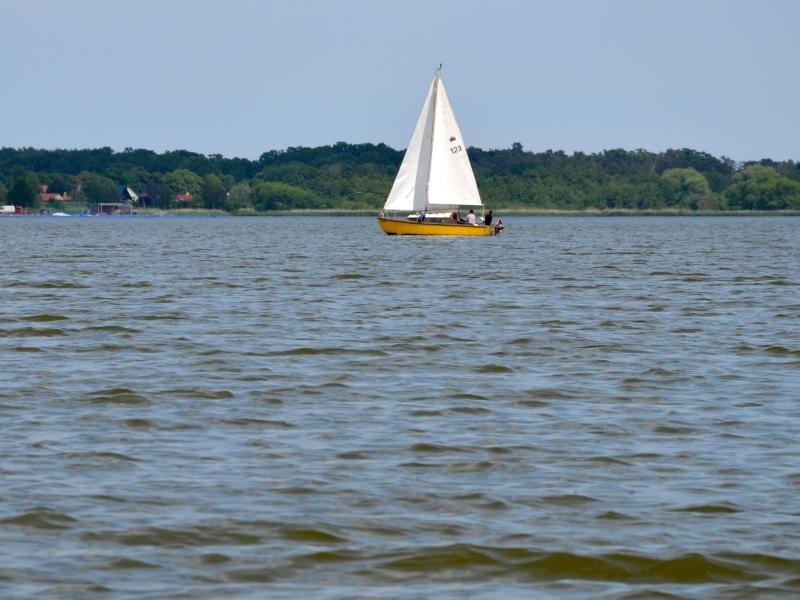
202 174 227 210
724 165 800 210
0 144 797 212
252 181 323 210
78 171 118 204
156 168 204 208
661 168 718 210
225 183 253 211
8 171 41 208
40 172 77 194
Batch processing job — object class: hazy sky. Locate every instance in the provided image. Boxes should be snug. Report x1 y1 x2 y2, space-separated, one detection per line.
2 0 798 161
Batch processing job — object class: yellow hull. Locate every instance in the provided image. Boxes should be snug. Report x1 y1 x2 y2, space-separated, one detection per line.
377 217 497 236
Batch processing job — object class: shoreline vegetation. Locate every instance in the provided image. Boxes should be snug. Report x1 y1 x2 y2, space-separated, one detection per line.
165 208 800 217
12 208 799 218
2 144 799 215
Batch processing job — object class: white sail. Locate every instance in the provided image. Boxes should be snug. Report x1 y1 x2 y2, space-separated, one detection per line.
428 77 482 208
382 69 482 212
383 75 436 212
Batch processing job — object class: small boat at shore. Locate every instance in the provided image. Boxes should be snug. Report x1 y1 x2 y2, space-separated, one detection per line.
377 66 501 236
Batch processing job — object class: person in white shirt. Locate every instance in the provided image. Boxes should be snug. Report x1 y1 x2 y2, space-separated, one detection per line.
466 209 476 224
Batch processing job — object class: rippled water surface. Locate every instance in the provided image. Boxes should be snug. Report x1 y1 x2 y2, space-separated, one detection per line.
1 216 799 598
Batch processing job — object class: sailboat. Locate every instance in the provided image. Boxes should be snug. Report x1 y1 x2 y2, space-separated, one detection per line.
377 66 501 236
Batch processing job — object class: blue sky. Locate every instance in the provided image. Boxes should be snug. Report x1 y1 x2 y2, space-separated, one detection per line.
2 0 798 161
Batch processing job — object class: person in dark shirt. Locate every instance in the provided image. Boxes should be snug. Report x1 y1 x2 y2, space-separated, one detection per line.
484 209 493 225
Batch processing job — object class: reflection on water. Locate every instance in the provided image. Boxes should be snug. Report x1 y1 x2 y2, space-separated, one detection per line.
1 216 799 597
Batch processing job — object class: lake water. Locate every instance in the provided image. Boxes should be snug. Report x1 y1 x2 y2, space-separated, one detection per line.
1 215 799 598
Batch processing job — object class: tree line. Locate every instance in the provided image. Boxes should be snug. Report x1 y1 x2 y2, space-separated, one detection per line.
1 143 799 212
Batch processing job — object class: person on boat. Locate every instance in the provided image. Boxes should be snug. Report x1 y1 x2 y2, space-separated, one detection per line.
416 210 426 222
484 209 493 226
449 211 460 224
467 209 476 224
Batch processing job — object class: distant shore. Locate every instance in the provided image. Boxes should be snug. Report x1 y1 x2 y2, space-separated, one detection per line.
493 208 800 217
5 144 798 215
155 208 800 217
8 208 800 218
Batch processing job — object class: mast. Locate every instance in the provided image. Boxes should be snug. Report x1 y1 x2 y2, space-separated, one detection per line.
423 64 442 209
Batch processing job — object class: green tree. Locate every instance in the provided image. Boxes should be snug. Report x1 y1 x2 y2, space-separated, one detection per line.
41 173 78 194
225 182 253 211
8 171 41 208
724 165 800 210
113 166 152 195
202 174 227 210
79 171 118 204
251 181 322 210
601 179 641 209
661 167 718 210
0 181 7 204
159 168 204 208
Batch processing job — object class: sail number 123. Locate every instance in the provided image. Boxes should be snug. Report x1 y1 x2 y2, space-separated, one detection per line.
450 145 463 154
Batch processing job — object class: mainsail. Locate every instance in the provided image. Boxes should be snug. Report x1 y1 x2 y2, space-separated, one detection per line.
383 68 482 212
